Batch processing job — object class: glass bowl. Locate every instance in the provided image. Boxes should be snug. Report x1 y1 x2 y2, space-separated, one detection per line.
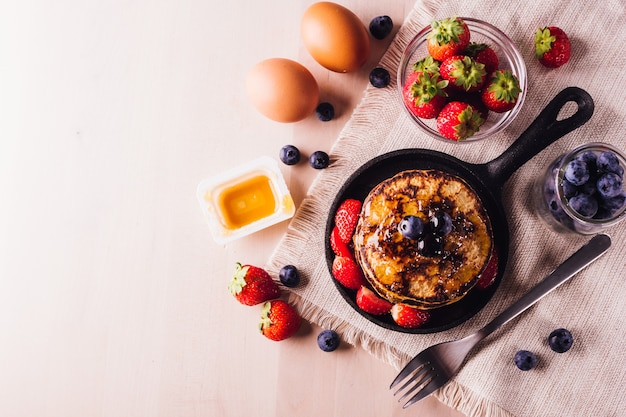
397 17 527 143
534 142 626 234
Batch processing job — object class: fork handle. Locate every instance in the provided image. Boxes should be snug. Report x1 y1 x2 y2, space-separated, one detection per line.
476 234 611 340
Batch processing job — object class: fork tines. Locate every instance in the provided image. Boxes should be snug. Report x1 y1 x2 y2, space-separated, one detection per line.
391 359 437 407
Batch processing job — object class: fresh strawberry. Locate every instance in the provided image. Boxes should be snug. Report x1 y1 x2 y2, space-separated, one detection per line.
334 199 362 244
534 26 571 68
480 70 522 113
412 55 441 75
259 300 301 341
330 226 353 258
440 55 487 93
356 286 393 315
426 16 471 61
465 42 499 74
436 101 485 141
228 262 280 306
476 248 499 290
390 304 430 329
331 255 366 290
402 71 448 119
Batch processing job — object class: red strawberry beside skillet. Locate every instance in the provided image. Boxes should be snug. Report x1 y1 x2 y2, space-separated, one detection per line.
228 262 280 306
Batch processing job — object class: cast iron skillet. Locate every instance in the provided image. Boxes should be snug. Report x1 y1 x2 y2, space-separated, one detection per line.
324 87 595 334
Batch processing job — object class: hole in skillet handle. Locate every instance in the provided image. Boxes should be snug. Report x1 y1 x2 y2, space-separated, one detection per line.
485 87 595 186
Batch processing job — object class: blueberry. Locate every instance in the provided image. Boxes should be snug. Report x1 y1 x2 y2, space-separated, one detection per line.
398 215 424 240
597 151 623 176
568 193 598 218
561 179 578 198
599 191 626 217
564 159 590 186
315 102 335 122
429 211 453 236
279 265 300 288
576 150 597 172
369 15 393 40
548 328 574 353
317 329 340 352
369 67 391 88
514 350 537 371
418 234 444 257
597 172 623 198
279 144 301 165
309 150 330 169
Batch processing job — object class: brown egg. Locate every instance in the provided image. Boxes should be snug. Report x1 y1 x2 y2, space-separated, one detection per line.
301 2 370 73
246 58 320 123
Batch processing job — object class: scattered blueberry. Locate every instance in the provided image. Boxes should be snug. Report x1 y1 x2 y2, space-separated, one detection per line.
597 172 623 198
597 151 623 176
279 265 300 288
279 144 301 165
369 15 393 40
417 234 444 257
309 150 330 169
317 329 340 352
548 328 574 353
369 67 391 88
564 159 590 186
398 215 424 240
315 102 335 122
568 193 598 218
514 350 537 371
429 211 453 236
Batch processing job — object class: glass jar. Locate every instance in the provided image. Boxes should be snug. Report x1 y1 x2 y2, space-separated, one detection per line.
534 142 626 234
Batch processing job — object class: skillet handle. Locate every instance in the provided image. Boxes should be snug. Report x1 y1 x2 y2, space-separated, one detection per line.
485 87 594 184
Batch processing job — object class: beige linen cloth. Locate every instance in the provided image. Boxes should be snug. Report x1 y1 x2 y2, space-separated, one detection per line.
267 1 626 416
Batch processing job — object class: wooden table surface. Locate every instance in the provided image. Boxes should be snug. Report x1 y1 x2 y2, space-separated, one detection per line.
1 1 467 416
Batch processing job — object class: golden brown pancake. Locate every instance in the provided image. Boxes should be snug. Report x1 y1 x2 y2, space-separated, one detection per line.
353 169 493 309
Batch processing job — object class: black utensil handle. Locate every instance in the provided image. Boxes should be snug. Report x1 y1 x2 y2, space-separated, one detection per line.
485 86 594 185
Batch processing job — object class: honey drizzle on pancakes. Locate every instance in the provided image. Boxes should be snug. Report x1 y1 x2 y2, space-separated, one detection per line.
353 169 493 309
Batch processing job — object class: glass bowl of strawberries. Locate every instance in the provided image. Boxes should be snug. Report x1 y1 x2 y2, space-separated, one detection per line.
398 17 527 142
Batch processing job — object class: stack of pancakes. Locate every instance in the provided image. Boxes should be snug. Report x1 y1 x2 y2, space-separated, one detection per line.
353 169 494 309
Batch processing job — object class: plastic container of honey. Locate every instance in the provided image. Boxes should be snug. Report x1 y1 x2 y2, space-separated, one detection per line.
197 156 295 244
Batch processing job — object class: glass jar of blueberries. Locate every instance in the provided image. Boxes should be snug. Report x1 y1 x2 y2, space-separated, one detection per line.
535 142 626 234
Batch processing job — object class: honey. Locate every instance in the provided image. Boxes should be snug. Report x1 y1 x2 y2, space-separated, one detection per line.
215 174 277 230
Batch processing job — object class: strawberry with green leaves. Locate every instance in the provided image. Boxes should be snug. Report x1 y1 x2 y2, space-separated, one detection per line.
332 255 366 290
391 304 430 328
534 26 571 68
229 262 280 306
464 42 499 74
426 16 470 61
440 55 487 93
259 300 301 341
436 101 485 141
356 286 393 315
334 198 362 244
481 70 522 113
402 70 448 119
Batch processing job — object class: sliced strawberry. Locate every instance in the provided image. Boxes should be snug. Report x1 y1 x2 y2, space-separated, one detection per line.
403 71 448 119
334 199 362 244
330 226 353 258
426 17 470 61
356 286 393 315
480 70 522 113
228 262 280 306
331 255 366 290
475 248 499 290
259 300 301 341
390 304 431 328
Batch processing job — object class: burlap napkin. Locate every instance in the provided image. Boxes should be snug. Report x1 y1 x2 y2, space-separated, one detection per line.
268 1 626 416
